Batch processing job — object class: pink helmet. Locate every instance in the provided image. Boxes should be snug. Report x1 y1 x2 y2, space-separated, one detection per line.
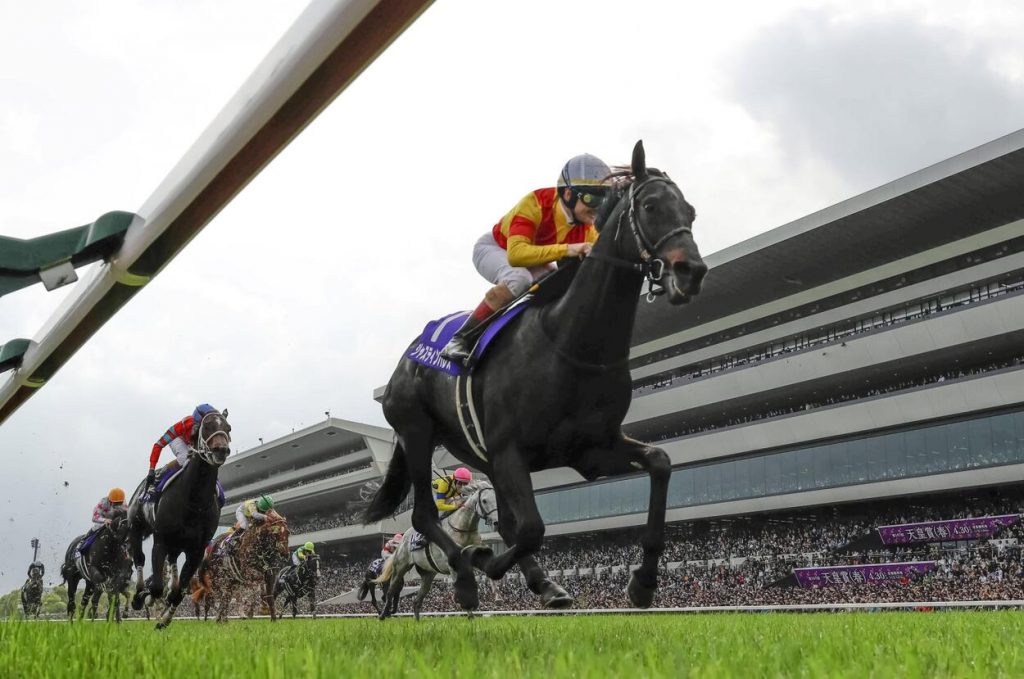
453 467 472 483
393 533 403 540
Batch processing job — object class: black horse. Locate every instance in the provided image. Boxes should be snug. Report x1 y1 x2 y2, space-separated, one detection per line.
274 553 320 618
356 558 388 613
128 408 231 628
60 508 132 621
365 141 706 611
21 562 45 618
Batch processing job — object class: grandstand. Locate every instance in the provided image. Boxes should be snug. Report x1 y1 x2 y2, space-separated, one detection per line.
222 128 1024 610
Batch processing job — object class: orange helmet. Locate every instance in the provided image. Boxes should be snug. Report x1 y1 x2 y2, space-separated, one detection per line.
108 488 126 503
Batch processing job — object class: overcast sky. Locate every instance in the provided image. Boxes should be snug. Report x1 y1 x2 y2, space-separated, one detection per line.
1 0 1022 591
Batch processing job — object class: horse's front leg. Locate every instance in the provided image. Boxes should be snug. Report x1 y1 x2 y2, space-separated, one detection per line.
156 549 192 629
493 510 572 609
483 450 547 582
572 436 670 608
402 430 483 611
265 571 277 622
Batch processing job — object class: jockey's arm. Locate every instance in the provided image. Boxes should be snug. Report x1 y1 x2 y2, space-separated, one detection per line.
434 495 459 513
92 501 109 525
506 234 568 268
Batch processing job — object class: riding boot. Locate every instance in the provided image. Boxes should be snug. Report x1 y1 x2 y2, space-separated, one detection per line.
440 315 485 365
440 284 515 366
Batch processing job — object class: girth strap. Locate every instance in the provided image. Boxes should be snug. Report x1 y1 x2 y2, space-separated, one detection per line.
455 374 488 462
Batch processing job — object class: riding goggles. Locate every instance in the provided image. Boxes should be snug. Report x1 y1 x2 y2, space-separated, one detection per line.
574 188 608 208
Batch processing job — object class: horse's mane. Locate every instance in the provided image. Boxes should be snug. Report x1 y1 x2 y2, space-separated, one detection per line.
462 479 492 496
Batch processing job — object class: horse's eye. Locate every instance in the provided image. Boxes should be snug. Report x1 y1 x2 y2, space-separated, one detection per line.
643 202 655 211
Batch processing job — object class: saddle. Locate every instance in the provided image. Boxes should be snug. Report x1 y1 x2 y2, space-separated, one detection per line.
138 464 227 518
407 259 581 375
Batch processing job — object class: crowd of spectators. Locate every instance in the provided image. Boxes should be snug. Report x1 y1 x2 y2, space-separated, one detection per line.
634 278 1023 396
312 488 1024 614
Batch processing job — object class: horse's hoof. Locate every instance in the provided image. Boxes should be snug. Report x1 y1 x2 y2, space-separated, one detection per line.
130 594 145 611
453 578 479 611
541 589 574 609
627 572 656 609
154 622 167 631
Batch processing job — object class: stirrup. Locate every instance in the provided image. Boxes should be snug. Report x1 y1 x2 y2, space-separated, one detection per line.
440 338 472 364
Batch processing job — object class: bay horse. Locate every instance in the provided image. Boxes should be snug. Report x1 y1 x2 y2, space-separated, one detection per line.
365 141 706 611
60 508 132 622
375 480 498 620
192 509 290 622
127 408 232 628
21 563 44 618
273 551 321 618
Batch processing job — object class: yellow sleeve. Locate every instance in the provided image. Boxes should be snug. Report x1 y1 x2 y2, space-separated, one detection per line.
507 235 569 268
585 225 599 244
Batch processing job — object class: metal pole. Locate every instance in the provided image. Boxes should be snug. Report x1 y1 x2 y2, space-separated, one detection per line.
31 537 39 562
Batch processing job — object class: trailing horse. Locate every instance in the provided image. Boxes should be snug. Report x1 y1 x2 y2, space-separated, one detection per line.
60 508 132 622
356 558 388 613
128 408 232 629
375 480 498 620
21 564 44 618
192 510 290 622
273 552 320 618
365 141 706 611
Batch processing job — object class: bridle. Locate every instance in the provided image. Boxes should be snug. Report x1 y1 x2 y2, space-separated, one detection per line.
449 485 498 533
190 411 231 465
588 173 693 303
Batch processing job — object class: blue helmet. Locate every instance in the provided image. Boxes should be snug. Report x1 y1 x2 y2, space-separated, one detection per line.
192 403 217 422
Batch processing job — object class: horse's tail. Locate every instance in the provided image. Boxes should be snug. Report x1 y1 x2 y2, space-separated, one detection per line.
357 579 370 601
373 556 395 585
363 440 411 522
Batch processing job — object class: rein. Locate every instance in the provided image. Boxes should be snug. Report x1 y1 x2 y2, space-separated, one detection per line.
586 174 691 303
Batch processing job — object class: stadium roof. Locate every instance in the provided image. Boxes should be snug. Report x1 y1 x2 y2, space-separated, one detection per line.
632 127 1024 356
220 416 392 487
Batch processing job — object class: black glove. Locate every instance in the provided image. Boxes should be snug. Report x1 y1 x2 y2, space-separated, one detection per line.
146 469 156 487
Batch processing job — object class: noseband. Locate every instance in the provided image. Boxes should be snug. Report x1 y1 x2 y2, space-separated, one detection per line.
589 174 693 302
191 412 230 465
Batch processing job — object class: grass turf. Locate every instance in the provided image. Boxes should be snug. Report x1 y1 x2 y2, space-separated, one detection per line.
2 611 1023 678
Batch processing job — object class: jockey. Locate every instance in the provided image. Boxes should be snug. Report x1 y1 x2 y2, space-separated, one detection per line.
408 469 473 551
233 494 274 537
146 403 219 489
432 467 472 517
78 488 125 554
440 153 611 364
291 542 315 566
381 532 403 559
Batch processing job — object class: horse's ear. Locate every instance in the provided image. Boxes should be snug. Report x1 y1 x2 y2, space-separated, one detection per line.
222 408 229 418
632 140 647 179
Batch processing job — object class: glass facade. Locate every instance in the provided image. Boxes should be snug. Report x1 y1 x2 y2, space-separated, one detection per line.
535 409 1024 524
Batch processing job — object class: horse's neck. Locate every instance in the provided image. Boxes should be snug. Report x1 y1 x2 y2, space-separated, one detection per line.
181 458 218 503
449 499 480 535
542 208 643 366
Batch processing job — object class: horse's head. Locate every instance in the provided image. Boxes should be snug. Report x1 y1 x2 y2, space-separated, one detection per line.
464 480 499 530
191 409 232 467
110 506 131 540
599 140 707 304
303 552 321 579
264 510 291 556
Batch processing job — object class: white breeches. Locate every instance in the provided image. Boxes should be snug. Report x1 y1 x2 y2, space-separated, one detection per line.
169 438 190 468
235 508 251 530
472 232 555 297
